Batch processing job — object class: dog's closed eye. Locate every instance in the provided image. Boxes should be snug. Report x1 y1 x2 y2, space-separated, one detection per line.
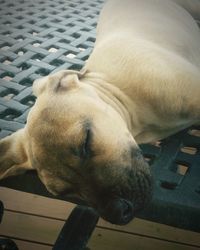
70 126 93 160
81 127 91 158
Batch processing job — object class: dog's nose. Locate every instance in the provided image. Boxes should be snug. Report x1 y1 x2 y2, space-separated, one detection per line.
104 198 134 225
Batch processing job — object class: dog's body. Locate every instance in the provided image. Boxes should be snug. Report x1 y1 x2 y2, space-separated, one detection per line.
0 0 200 225
85 0 200 144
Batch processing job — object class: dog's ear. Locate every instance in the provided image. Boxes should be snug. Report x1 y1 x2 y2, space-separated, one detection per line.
0 129 33 180
33 69 87 96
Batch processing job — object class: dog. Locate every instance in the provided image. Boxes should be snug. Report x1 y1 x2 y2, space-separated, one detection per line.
0 0 200 225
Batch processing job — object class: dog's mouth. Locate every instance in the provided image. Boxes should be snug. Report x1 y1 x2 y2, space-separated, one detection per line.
49 185 133 224
60 190 145 225
64 194 135 225
49 185 150 225
47 176 152 225
49 187 87 204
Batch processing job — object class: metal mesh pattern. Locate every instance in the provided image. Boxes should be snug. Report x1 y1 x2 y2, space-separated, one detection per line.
0 0 200 231
0 0 103 138
140 127 200 231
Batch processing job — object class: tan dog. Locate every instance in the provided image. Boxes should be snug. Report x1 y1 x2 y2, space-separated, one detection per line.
0 0 200 225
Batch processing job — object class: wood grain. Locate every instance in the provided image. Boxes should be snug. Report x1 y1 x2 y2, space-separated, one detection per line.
0 187 200 249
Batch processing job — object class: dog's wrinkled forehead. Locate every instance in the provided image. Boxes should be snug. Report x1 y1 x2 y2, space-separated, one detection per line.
27 103 89 148
28 72 126 144
30 72 105 126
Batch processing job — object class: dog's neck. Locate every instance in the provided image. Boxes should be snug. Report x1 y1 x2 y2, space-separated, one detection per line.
81 71 141 137
80 71 190 144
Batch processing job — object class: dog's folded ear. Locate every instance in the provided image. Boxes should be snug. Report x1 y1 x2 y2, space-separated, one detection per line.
33 69 87 97
0 129 33 180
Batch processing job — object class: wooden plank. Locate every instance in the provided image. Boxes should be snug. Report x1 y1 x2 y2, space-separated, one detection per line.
98 219 200 247
88 228 200 250
0 211 61 244
0 187 75 220
13 239 51 250
1 187 200 247
1 210 199 250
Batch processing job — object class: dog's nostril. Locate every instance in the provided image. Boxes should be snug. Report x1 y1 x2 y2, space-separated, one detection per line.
119 199 134 223
121 199 134 221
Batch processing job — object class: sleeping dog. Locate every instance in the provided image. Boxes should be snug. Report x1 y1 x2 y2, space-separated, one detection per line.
0 0 200 225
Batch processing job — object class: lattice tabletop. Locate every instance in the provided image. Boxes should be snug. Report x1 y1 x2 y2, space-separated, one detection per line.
0 0 103 138
0 0 200 232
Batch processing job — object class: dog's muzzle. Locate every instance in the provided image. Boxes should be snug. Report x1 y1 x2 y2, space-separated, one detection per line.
99 153 152 225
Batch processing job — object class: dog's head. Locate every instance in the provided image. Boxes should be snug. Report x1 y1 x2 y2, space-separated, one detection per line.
0 70 152 225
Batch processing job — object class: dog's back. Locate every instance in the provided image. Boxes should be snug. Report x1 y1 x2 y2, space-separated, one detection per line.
92 0 200 67
85 0 200 142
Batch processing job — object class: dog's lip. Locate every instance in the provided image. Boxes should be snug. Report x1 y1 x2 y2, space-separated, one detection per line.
58 191 88 205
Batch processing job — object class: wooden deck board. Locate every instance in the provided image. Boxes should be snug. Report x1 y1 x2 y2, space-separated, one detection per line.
0 210 61 244
89 228 200 250
1 210 199 250
0 187 200 250
0 187 75 220
11 239 52 250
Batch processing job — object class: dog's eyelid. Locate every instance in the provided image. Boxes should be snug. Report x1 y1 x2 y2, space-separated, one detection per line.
69 132 91 158
81 127 91 158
